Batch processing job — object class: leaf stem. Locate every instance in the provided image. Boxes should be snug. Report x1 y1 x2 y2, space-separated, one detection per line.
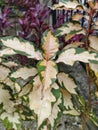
81 6 95 130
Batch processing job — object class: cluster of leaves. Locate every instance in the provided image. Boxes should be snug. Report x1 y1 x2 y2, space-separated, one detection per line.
0 0 98 130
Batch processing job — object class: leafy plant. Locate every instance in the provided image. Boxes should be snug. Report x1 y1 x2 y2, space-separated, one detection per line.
0 0 98 130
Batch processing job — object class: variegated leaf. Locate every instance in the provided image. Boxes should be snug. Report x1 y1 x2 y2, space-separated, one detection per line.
3 78 15 90
1 112 21 130
1 37 43 60
29 76 56 127
0 84 15 113
57 72 77 94
42 31 59 60
56 48 98 66
0 65 10 81
19 83 32 97
62 89 79 115
49 94 62 127
2 61 18 67
11 67 37 80
37 60 58 90
55 22 85 37
50 0 79 10
0 48 16 57
89 36 98 51
64 42 84 50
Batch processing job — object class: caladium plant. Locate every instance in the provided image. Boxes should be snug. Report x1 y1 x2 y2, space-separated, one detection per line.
0 29 98 129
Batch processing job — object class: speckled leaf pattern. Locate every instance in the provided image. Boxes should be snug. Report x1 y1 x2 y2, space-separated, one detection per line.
29 76 56 127
56 48 98 66
37 60 58 90
11 67 37 80
57 72 77 94
1 37 43 60
42 31 59 60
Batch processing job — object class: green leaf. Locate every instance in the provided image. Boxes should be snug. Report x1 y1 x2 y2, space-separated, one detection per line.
1 36 43 60
1 112 21 130
89 111 98 127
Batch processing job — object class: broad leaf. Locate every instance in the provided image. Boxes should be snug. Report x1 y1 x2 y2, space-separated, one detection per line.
89 36 98 51
42 31 59 60
55 22 85 37
57 72 77 94
56 48 98 66
0 65 10 81
11 67 37 80
29 76 56 127
1 37 43 60
37 60 58 90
